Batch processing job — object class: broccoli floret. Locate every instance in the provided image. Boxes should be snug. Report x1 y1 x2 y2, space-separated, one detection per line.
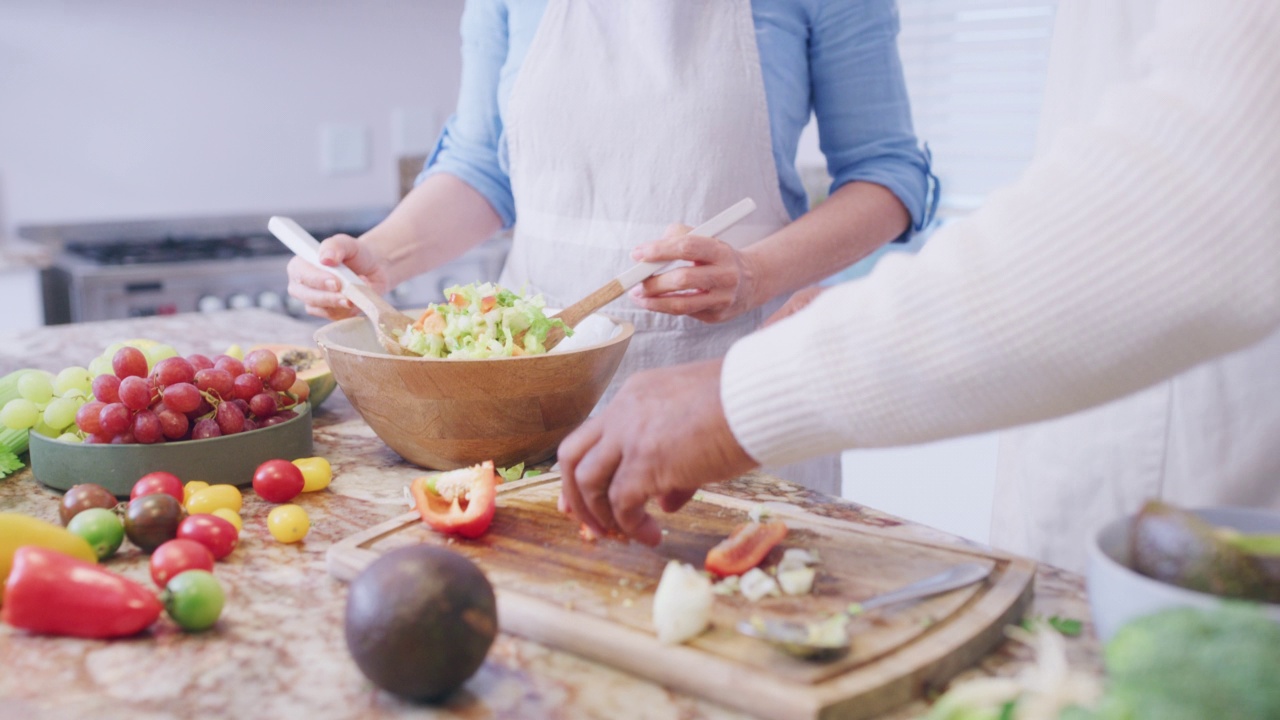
1091 604 1280 720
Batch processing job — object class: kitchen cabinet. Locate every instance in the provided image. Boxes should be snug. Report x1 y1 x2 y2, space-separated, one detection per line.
0 309 1100 720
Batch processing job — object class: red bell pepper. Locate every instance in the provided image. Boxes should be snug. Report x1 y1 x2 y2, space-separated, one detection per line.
411 461 498 539
704 520 789 577
2 546 162 638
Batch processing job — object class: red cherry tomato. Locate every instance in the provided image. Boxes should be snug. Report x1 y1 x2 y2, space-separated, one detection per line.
176 514 239 560
252 459 305 504
149 538 215 588
131 471 185 504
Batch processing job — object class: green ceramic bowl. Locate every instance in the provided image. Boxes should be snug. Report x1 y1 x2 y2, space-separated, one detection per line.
28 403 314 498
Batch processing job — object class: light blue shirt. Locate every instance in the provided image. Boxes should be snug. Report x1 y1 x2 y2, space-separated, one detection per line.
422 0 935 233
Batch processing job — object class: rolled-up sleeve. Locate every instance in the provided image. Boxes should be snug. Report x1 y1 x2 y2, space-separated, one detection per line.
812 0 935 230
418 0 517 228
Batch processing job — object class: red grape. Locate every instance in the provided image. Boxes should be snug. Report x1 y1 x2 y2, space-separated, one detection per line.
261 415 286 427
277 409 298 421
99 402 132 435
248 392 277 418
243 417 259 432
157 408 190 440
113 346 148 379
243 349 278 380
287 377 310 402
267 365 297 392
111 430 137 444
92 374 122 403
231 373 263 401
188 398 214 420
84 432 113 444
230 398 251 416
186 354 214 372
215 402 245 435
152 356 195 387
162 382 202 413
118 375 152 411
76 400 106 434
194 368 234 399
133 409 162 444
192 418 221 439
213 355 245 377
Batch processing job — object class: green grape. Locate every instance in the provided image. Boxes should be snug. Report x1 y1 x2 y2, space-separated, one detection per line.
17 372 54 404
32 419 60 438
88 355 114 378
56 432 83 443
145 344 179 369
0 399 40 430
61 388 88 400
102 342 126 358
43 397 80 431
54 366 93 396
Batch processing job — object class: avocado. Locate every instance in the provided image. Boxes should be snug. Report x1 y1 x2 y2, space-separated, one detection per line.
1130 501 1280 603
344 545 498 701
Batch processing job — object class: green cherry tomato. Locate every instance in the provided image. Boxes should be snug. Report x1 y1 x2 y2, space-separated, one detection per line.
66 507 125 560
162 570 225 632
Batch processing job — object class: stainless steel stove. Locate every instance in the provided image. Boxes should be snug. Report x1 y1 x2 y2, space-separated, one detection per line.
24 210 509 325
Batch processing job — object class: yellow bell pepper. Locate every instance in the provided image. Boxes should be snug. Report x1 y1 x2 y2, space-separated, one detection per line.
0 512 98 603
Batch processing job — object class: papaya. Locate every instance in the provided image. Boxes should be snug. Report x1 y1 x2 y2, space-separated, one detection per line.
251 344 337 409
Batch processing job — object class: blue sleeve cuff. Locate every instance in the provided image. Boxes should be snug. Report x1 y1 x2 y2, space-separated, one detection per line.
831 143 940 240
416 120 518 229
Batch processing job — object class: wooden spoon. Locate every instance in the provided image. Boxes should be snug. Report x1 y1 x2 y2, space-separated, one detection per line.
535 198 758 351
268 216 415 356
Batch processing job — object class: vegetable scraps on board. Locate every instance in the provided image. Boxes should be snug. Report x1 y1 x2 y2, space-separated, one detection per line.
410 461 499 539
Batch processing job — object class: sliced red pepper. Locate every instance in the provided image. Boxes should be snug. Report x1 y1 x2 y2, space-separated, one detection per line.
448 292 468 308
2 546 162 638
411 461 498 539
704 520 788 577
479 295 497 313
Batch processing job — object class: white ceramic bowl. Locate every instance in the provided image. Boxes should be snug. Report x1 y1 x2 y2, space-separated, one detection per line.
1088 506 1280 642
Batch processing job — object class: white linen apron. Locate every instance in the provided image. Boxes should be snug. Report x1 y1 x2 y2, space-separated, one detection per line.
990 0 1280 572
501 0 840 494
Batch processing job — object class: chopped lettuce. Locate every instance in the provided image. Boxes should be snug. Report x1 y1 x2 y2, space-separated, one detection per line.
396 282 571 359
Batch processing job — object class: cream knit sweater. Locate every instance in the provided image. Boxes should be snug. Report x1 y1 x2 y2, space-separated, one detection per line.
721 0 1280 467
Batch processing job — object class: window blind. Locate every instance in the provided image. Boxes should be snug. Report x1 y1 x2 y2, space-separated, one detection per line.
898 0 1058 216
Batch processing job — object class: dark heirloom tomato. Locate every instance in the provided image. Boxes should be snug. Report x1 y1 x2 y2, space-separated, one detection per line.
704 520 789 577
59 483 120 525
124 493 187 553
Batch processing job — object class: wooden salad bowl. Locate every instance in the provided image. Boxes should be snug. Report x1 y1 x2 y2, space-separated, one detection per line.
314 313 633 470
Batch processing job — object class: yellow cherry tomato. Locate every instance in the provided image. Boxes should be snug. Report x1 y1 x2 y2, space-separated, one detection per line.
183 480 210 504
186 484 243 515
267 504 310 544
292 457 332 493
211 508 243 534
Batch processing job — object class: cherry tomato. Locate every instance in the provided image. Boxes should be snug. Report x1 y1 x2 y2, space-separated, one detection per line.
59 483 119 525
124 493 187 553
162 570 224 632
131 471 184 504
185 484 242 514
150 539 215 587
253 460 305 504
176 514 239 560
267 504 310 543
292 457 332 493
211 508 242 533
183 480 210 504
66 507 125 560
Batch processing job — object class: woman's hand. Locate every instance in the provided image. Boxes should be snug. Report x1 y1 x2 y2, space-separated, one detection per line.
286 234 391 320
627 224 762 324
557 359 759 546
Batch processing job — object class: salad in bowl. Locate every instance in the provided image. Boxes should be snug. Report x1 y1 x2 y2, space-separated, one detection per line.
396 283 571 359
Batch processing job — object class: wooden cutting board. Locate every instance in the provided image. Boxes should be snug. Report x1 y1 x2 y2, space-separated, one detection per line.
327 474 1035 720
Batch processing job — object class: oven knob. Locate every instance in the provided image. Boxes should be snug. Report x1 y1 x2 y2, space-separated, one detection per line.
228 293 255 310
285 295 307 317
257 291 284 312
197 295 226 313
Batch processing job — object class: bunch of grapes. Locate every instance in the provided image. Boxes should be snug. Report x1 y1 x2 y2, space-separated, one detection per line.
77 347 305 445
0 368 93 442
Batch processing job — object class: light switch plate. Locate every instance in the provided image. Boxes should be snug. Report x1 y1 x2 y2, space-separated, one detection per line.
319 123 370 175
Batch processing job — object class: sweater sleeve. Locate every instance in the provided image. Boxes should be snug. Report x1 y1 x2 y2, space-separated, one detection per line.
721 0 1280 467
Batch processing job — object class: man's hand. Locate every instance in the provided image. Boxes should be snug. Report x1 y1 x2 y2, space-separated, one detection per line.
557 359 759 545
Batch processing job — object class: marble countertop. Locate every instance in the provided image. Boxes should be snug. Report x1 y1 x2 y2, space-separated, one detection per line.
0 310 1102 720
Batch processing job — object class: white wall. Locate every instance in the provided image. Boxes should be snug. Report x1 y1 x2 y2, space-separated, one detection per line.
0 0 465 236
